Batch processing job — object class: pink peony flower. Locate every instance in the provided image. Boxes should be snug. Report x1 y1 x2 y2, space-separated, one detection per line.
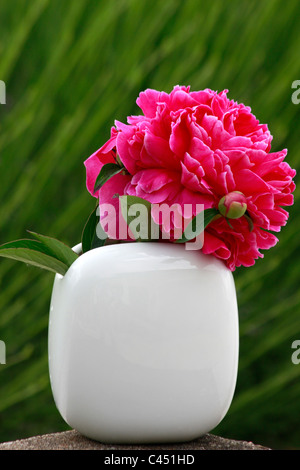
84 86 296 271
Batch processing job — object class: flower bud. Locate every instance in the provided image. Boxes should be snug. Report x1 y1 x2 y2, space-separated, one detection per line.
218 191 247 219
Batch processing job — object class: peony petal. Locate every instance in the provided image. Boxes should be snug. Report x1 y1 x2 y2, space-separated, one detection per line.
84 150 116 198
235 169 271 195
189 137 213 161
116 126 141 174
136 88 169 117
169 88 199 111
169 113 190 157
144 131 177 167
202 232 231 260
98 172 132 240
180 161 203 192
222 135 253 149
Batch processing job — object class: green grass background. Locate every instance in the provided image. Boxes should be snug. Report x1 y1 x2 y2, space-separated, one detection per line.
0 0 299 449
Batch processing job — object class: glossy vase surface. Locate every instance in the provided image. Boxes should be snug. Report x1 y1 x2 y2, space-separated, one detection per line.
48 242 239 444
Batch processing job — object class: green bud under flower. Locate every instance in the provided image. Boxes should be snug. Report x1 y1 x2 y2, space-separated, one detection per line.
218 191 247 219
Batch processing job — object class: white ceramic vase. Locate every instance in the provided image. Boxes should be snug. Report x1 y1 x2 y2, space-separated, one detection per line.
48 242 239 444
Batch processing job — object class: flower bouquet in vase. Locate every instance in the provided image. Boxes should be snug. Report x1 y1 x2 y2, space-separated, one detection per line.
0 86 295 444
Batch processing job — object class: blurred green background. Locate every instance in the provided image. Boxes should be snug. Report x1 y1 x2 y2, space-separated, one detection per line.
0 0 299 450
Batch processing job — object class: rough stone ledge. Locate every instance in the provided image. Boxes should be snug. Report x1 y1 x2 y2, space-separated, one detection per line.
0 430 271 450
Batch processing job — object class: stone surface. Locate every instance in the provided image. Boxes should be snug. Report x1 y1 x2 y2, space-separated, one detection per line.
0 430 271 450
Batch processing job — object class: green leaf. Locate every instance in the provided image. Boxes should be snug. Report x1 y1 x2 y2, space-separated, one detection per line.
0 242 69 276
176 208 219 243
0 239 55 257
81 205 106 253
119 195 155 241
93 163 124 194
27 231 78 266
225 217 233 229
